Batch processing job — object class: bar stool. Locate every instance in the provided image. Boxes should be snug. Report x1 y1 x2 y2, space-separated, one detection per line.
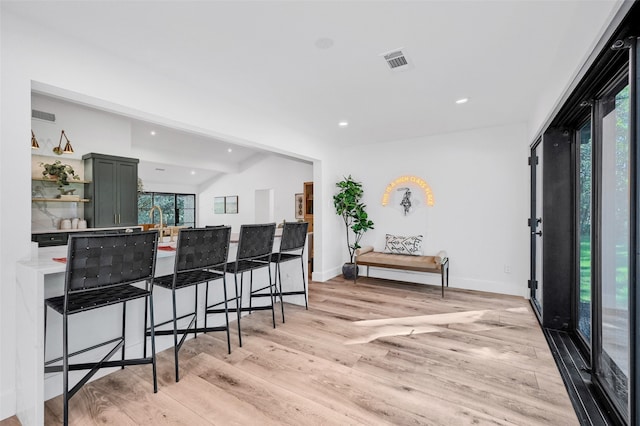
211 223 276 347
148 226 232 382
44 231 159 426
267 221 309 322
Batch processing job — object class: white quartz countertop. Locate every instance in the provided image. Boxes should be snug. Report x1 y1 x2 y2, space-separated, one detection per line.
20 243 178 275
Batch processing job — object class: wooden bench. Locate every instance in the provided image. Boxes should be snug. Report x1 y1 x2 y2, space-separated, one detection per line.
354 247 449 297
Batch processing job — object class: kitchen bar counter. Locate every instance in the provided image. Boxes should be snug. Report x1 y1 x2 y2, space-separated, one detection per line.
15 230 307 425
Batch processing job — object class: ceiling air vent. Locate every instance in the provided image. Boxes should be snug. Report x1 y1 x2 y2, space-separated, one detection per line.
381 48 413 72
32 109 56 123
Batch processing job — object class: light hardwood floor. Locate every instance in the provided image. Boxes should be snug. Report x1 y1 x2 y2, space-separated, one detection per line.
6 277 578 425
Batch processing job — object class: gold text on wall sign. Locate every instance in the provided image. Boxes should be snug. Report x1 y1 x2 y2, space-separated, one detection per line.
381 175 435 207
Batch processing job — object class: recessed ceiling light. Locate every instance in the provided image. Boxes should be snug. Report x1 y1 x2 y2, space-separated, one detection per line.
190 170 196 175
227 148 233 153
154 168 165 172
315 37 334 49
150 130 156 135
455 98 469 104
338 121 349 128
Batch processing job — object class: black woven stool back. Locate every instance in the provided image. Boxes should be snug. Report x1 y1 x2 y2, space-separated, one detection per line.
236 223 276 261
66 231 158 294
174 227 231 272
280 222 309 253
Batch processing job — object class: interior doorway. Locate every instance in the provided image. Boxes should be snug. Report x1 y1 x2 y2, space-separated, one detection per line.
254 189 274 223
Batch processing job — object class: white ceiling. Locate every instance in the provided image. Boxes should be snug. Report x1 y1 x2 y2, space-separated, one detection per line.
8 1 621 165
130 119 271 187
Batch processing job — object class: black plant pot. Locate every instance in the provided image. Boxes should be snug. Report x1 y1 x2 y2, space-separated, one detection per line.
342 263 359 280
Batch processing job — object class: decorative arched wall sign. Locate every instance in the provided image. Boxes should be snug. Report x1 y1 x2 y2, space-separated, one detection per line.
381 175 434 216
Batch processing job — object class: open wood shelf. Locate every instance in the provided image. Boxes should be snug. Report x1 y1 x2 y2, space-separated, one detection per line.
32 198 91 203
32 178 91 184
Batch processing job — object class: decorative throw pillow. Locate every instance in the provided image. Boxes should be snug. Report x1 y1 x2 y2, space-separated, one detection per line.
384 234 423 256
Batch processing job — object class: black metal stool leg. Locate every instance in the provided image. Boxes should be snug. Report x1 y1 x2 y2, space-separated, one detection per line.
194 286 198 339
222 277 231 354
300 256 308 309
44 304 48 361
235 273 243 347
249 269 254 313
276 262 285 323
63 312 69 426
172 289 180 382
149 292 158 393
121 301 127 369
268 262 276 328
204 282 209 332
143 294 149 358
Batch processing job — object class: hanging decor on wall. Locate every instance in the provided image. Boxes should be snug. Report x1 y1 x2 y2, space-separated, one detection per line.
214 195 239 214
225 196 238 214
295 193 304 219
381 175 434 216
214 197 225 214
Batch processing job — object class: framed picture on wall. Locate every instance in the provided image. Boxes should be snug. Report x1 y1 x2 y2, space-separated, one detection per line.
225 196 238 214
295 193 304 219
214 197 225 214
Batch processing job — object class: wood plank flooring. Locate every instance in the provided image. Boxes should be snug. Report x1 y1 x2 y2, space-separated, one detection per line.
11 276 578 425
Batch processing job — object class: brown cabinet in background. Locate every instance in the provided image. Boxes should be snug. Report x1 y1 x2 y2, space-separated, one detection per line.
303 181 313 232
303 181 314 278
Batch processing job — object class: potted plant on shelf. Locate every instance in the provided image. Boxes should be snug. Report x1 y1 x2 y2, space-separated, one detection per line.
333 175 374 280
40 160 80 188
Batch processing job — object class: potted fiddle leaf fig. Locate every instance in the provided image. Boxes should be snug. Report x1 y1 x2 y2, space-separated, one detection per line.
41 160 80 188
333 175 374 280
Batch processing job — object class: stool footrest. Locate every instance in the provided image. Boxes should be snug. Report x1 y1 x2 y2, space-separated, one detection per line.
153 312 195 329
45 357 154 373
153 325 227 336
250 293 275 298
251 284 275 294
207 308 230 314
280 290 306 296
240 305 272 312
45 336 122 366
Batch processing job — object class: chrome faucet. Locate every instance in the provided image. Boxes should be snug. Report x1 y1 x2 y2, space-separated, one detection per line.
149 205 164 233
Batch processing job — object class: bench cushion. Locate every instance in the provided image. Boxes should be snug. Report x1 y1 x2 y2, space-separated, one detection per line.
383 234 423 256
355 251 442 273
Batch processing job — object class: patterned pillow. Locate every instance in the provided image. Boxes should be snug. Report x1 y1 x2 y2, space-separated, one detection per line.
384 234 423 256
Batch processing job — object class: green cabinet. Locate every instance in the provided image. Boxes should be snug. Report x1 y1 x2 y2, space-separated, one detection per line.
83 153 139 228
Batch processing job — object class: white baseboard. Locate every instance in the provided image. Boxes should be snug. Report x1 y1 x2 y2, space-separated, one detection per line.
448 276 527 298
0 387 16 421
311 266 342 283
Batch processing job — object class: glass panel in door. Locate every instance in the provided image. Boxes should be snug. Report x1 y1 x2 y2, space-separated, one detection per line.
578 120 592 344
598 84 630 414
177 194 195 227
153 193 177 226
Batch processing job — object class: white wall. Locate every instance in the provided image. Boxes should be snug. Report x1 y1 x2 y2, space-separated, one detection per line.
321 123 530 297
199 155 313 232
142 181 198 195
32 93 133 159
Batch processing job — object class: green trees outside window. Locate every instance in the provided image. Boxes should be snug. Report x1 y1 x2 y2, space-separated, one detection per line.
137 192 196 228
